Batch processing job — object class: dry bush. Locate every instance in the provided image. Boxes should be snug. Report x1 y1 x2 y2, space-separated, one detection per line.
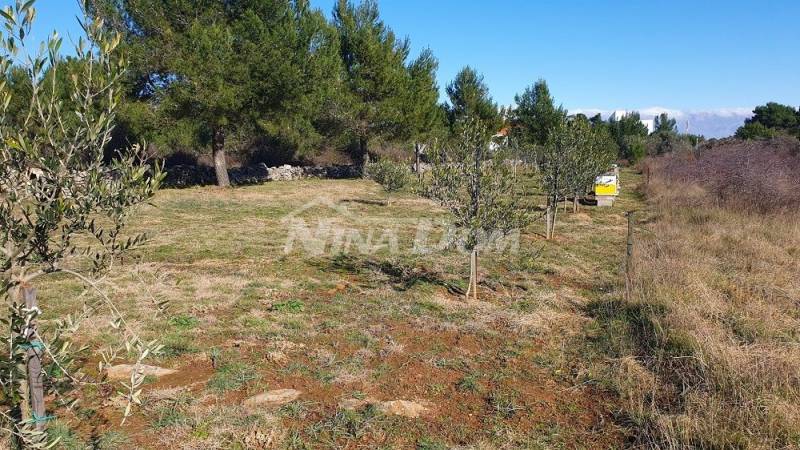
642 136 800 213
598 147 800 448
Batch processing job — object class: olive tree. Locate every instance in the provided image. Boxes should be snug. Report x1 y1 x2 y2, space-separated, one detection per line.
0 1 162 446
536 118 615 239
536 121 573 240
564 119 616 212
423 118 527 301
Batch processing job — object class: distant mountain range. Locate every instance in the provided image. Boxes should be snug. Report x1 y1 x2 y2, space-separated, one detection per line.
571 107 754 139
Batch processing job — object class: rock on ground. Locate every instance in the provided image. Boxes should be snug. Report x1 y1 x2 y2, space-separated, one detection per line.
244 389 302 407
106 364 177 380
377 400 430 418
339 397 430 418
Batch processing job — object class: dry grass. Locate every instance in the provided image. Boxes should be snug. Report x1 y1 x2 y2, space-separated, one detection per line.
593 160 800 448
27 172 645 448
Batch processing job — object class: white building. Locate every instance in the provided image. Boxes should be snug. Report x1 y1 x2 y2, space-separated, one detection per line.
609 110 655 134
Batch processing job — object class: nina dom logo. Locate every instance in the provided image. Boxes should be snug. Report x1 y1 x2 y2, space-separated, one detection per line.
280 197 520 257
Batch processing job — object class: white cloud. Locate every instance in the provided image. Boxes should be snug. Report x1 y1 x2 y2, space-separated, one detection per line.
568 106 754 138
569 106 752 119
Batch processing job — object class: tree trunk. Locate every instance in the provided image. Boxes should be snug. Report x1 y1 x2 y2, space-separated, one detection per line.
551 195 559 238
415 143 422 181
545 202 553 240
212 128 230 187
573 195 579 213
22 286 45 432
360 137 370 168
465 248 478 301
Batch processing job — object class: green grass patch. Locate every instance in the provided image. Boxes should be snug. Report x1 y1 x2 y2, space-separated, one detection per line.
168 314 199 330
271 300 305 313
207 361 260 393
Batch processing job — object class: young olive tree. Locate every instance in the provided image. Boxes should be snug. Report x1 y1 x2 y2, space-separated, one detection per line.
0 1 162 446
423 118 527 301
536 121 572 240
564 119 616 213
536 119 616 239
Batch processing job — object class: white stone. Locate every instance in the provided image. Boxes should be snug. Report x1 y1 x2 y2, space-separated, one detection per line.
244 389 301 407
377 400 429 418
106 364 177 380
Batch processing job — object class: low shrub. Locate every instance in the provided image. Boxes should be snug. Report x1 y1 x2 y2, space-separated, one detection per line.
364 159 411 192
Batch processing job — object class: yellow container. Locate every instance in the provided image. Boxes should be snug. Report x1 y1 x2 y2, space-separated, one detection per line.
594 175 619 196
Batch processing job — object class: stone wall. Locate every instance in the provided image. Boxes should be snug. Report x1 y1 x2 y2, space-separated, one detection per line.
163 163 361 188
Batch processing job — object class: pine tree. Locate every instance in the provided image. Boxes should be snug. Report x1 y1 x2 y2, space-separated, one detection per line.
334 0 411 165
445 66 500 133
93 0 342 186
512 79 566 147
403 48 446 175
652 113 679 155
608 112 648 161
654 113 677 134
735 102 800 138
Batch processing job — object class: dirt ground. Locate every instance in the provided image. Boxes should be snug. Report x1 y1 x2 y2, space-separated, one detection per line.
37 170 644 449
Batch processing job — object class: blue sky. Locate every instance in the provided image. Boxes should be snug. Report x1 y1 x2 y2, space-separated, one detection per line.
7 0 800 116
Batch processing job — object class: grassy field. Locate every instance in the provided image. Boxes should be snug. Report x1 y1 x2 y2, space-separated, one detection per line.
588 166 800 449
33 170 645 449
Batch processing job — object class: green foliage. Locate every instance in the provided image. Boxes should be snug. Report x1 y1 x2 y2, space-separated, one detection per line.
735 121 778 139
45 420 85 449
417 437 448 450
364 159 411 192
527 118 616 237
151 404 192 429
627 135 647 161
564 119 617 198
456 374 480 393
445 66 501 133
512 79 567 147
608 112 649 161
424 118 528 251
334 0 412 161
0 3 165 444
653 113 675 134
402 48 447 146
94 430 130 449
735 103 800 139
747 103 798 131
168 315 199 330
95 0 343 182
92 0 447 170
654 113 677 134
651 113 679 155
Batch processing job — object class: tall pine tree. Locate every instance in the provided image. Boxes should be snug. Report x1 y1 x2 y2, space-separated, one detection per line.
93 0 342 186
403 48 445 172
608 112 648 161
445 66 500 133
512 79 566 147
334 0 411 165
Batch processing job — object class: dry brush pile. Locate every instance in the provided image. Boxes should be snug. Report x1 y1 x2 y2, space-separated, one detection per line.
643 136 800 213
595 139 800 448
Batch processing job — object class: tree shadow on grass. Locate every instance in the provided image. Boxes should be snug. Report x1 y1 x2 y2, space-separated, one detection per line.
313 254 465 295
339 198 388 206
